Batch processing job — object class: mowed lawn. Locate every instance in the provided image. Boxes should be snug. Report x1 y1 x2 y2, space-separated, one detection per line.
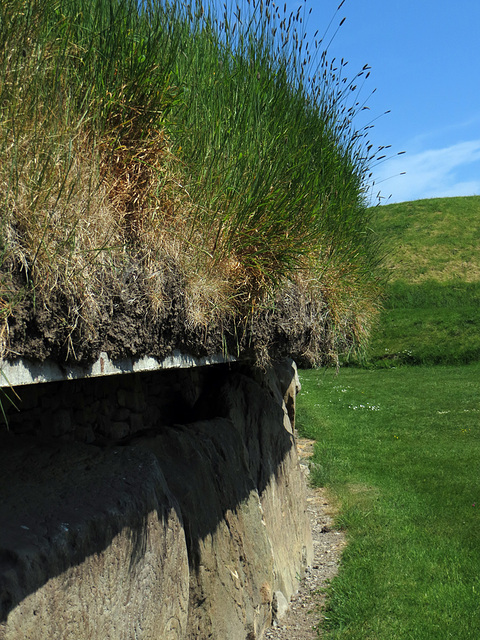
297 364 480 639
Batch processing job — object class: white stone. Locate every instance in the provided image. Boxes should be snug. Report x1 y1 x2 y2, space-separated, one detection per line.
0 350 236 387
274 591 290 621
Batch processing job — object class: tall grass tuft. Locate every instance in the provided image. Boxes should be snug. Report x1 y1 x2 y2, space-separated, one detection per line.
0 0 386 364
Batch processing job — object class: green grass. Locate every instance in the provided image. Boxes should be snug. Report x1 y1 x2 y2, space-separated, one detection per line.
297 364 480 639
374 196 480 284
365 281 480 366
0 0 386 365
344 196 480 366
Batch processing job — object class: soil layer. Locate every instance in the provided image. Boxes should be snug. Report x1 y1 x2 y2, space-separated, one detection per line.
1 262 334 368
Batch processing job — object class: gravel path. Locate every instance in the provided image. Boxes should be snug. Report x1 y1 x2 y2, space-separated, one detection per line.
264 439 346 639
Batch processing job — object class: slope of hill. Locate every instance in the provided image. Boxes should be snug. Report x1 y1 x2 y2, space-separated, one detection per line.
376 196 480 283
353 195 480 366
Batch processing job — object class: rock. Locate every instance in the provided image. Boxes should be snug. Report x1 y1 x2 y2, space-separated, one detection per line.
0 434 189 640
273 591 290 621
0 358 312 640
207 364 314 601
135 359 312 639
135 419 275 640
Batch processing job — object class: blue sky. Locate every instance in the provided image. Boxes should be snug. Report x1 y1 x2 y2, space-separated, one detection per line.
279 0 480 204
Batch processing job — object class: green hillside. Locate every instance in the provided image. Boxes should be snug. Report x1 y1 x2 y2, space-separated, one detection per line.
353 195 480 366
376 196 480 283
298 196 480 636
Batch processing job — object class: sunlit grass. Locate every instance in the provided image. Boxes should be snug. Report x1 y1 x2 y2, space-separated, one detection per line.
0 0 386 365
297 364 480 639
344 196 480 366
365 281 480 366
374 196 480 283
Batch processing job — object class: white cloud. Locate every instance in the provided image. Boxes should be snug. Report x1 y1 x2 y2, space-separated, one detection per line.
369 139 480 204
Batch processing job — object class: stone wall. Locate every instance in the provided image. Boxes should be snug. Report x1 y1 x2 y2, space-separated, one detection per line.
0 359 312 640
2 365 207 444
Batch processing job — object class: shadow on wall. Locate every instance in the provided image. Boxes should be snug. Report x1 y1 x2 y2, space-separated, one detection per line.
0 436 186 635
0 360 308 639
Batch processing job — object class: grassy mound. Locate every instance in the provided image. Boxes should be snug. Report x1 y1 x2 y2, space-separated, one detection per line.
0 0 384 366
345 196 480 366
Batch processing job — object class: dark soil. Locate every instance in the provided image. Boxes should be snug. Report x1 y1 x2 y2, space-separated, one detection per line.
1 261 336 368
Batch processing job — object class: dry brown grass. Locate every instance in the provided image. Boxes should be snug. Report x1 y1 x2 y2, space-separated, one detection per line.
0 0 383 367
0 108 378 366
